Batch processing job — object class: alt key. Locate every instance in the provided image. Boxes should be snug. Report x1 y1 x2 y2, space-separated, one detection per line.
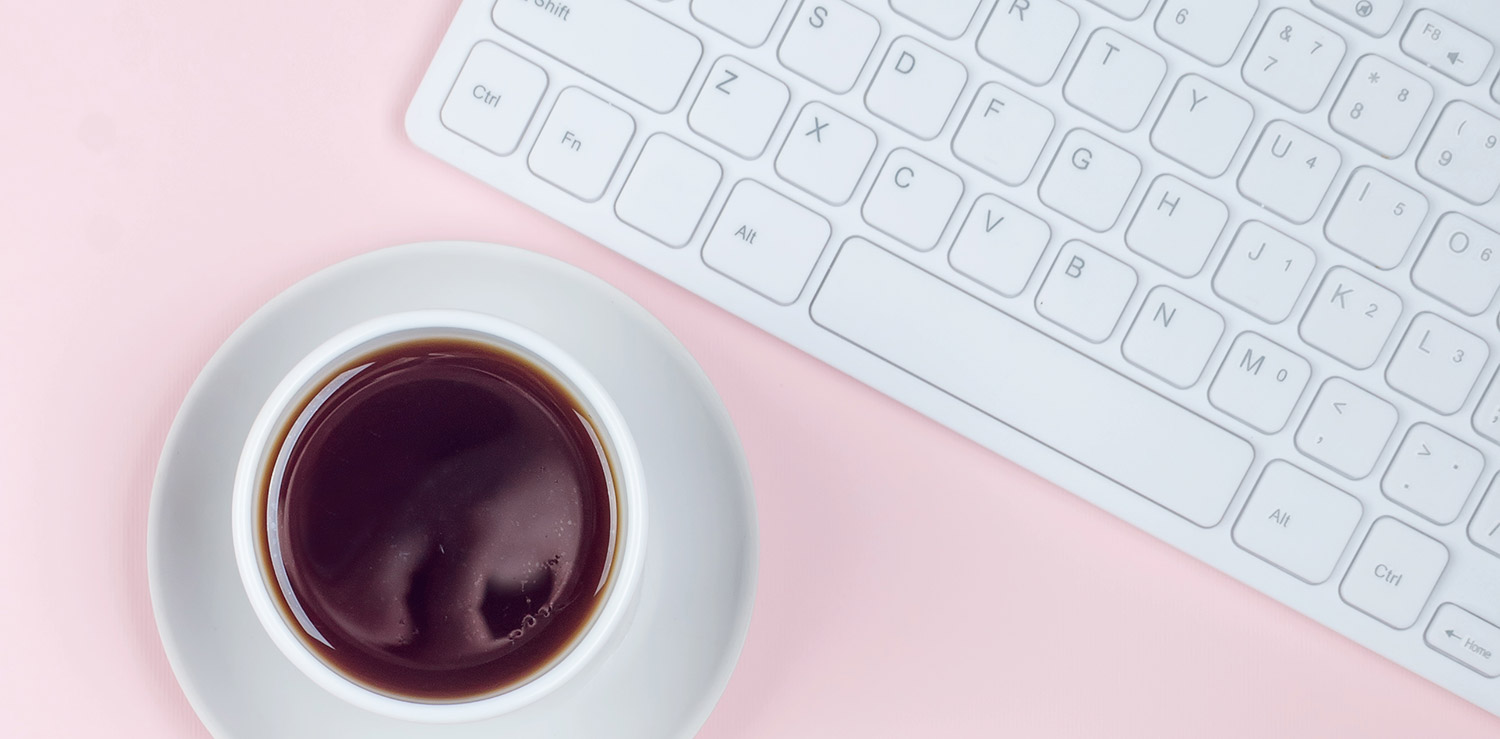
1426 603 1500 678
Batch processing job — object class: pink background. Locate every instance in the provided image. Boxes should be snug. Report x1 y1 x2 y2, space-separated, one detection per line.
3 1 1498 736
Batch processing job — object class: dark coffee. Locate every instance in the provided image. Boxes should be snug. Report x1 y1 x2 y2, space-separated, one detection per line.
259 337 618 701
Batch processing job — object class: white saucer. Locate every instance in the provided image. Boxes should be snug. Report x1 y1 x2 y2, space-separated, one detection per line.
147 242 758 738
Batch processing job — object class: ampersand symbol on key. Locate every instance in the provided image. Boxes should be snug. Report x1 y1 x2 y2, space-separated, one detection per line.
1279 25 1292 41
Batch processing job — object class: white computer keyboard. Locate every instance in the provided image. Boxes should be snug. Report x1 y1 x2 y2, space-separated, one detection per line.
408 0 1500 715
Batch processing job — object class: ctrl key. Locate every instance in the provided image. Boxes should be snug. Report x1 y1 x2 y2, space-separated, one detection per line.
440 42 548 156
1340 517 1450 629
1426 604 1500 678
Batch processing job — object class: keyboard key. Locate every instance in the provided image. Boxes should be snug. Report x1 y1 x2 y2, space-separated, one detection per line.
1411 213 1500 316
1154 0 1257 67
778 0 880 94
1239 120 1341 225
1329 55 1433 157
975 0 1079 86
1313 0 1403 37
1035 240 1138 343
811 239 1255 527
1474 373 1500 446
703 180 831 304
1300 267 1402 369
1426 604 1500 678
1063 28 1167 132
1087 0 1148 21
775 102 877 205
1324 167 1427 270
528 87 636 202
1387 313 1488 415
1213 221 1317 324
862 149 963 251
1122 286 1225 388
866 36 968 140
952 82 1055 186
948 195 1051 298
1233 461 1363 584
1210 332 1312 434
1295 378 1398 479
1469 478 1500 558
1243 9 1347 113
1401 10 1494 85
1416 101 1500 205
492 0 702 114
1341 517 1448 630
891 0 981 39
688 57 790 159
1039 129 1141 232
1150 74 1254 177
615 134 723 247
692 0 787 47
1383 424 1484 525
1125 174 1228 278
440 41 548 156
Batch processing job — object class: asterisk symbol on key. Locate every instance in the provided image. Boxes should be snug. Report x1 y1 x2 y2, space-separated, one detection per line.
1368 71 1381 83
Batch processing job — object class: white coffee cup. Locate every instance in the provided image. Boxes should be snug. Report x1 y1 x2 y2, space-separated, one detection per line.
230 309 647 724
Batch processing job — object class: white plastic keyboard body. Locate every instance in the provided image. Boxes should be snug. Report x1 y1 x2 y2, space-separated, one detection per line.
409 0 1500 715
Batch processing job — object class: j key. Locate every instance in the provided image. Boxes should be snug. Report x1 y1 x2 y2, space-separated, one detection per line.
952 82 1055 186
1122 286 1226 388
1324 167 1427 270
1155 0 1258 67
1294 378 1398 480
866 36 968 140
775 102 877 205
1329 55 1433 158
1209 332 1313 434
702 180 831 305
1239 120 1341 225
1411 212 1500 316
976 0 1080 86
1340 517 1448 630
948 195 1052 298
1243 9 1347 113
1039 129 1141 232
1035 240 1138 343
891 0 982 39
1386 312 1488 415
1233 461 1363 584
1416 101 1500 205
862 149 963 251
1213 221 1316 324
778 0 881 94
1125 174 1229 278
1383 424 1484 525
688 57 790 159
493 0 702 113
1313 0 1403 37
1150 74 1254 178
692 0 787 48
1401 9 1494 86
1299 267 1402 370
1064 28 1167 132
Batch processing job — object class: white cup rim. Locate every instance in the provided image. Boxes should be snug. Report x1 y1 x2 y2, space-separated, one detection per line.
230 309 647 723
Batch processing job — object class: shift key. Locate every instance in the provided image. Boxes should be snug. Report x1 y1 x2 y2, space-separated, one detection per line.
493 0 704 113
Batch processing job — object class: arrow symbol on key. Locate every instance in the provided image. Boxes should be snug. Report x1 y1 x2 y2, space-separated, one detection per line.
1419 444 1432 456
1448 51 1462 65
1333 402 1347 414
1447 629 1463 640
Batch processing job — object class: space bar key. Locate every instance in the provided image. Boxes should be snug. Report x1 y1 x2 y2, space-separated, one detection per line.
810 239 1254 527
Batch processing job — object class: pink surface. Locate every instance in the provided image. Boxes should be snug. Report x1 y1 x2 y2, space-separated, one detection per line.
3 1 1498 736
